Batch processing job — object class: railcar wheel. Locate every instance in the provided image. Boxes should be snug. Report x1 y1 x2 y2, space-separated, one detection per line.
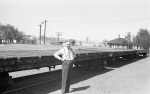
103 59 107 67
142 53 147 57
48 67 51 71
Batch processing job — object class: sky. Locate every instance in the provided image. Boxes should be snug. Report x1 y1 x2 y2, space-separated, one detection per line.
0 0 150 42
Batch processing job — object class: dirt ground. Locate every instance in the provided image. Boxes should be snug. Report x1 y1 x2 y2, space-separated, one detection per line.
7 55 150 94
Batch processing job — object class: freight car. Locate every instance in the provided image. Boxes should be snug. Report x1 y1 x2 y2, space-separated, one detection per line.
0 48 149 92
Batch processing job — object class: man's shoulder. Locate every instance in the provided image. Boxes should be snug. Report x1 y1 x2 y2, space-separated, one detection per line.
59 47 65 51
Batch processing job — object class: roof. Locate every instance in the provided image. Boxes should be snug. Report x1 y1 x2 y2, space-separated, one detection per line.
107 38 130 45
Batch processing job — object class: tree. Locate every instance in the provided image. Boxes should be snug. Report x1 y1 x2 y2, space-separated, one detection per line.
125 32 131 42
16 31 26 42
0 23 26 43
124 32 132 49
133 28 150 50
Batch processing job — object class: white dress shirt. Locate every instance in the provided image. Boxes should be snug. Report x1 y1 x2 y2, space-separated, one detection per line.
54 47 76 60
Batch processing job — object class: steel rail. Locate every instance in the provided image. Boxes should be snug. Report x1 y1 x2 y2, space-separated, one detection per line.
2 68 88 94
2 76 61 94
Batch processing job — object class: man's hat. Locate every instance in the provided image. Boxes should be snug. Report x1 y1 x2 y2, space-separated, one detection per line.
65 41 70 45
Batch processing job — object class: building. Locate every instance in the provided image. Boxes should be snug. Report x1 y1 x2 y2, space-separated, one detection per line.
37 36 77 46
99 42 108 47
37 37 62 45
107 38 132 49
20 35 37 44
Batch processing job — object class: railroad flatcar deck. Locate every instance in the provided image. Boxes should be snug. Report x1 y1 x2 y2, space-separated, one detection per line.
0 48 148 72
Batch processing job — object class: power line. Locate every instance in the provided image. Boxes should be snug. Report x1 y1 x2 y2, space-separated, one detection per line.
44 18 150 24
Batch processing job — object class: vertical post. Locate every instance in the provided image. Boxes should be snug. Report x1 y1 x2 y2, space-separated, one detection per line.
58 34 59 43
56 32 62 45
86 37 90 42
38 24 42 45
0 72 13 93
44 20 48 45
127 32 131 49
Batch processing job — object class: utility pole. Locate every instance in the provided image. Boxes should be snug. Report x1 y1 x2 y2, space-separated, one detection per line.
56 32 62 45
38 24 42 45
86 37 90 42
43 20 48 45
127 32 131 49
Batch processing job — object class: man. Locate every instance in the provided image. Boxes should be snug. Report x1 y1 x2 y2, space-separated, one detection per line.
54 41 76 94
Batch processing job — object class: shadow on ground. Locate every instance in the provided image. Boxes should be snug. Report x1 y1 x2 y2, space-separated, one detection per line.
71 86 90 92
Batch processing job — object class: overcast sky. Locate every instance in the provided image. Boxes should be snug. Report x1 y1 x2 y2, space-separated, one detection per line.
0 0 150 42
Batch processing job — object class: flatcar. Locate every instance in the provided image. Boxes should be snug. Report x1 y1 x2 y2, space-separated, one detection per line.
0 47 149 92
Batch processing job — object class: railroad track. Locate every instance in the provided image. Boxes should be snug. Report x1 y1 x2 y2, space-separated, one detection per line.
2 67 90 94
2 77 61 94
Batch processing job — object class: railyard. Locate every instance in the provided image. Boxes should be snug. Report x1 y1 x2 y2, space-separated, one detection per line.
0 44 149 94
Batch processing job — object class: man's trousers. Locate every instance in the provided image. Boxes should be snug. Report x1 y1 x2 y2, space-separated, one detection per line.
62 60 73 94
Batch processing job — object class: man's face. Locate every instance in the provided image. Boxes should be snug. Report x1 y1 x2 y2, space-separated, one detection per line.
66 42 71 49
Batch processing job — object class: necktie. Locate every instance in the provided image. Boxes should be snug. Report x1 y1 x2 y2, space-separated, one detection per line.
68 49 71 60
